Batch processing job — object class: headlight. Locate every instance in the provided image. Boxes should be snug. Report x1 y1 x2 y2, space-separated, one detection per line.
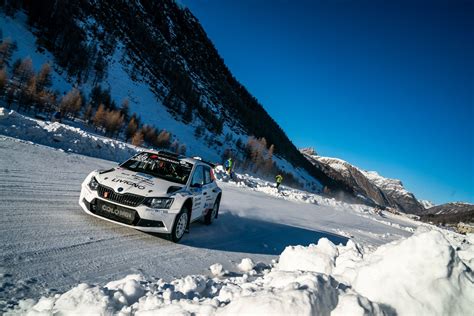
144 197 174 209
88 176 99 190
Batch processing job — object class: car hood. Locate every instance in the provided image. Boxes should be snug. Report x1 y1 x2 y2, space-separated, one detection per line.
95 167 184 197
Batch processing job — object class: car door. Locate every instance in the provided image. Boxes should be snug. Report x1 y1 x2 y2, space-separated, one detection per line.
189 165 204 220
202 166 216 211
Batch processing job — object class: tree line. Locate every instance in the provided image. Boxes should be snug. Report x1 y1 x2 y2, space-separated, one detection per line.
0 37 186 154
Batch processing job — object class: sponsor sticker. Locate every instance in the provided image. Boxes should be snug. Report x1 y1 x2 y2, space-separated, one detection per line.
111 178 146 190
136 172 153 180
101 204 133 220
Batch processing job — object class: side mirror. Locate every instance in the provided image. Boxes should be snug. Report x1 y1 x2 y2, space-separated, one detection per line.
190 182 202 189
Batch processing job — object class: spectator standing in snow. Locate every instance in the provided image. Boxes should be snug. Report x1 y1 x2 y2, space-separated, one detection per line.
275 174 283 189
52 110 62 123
225 157 233 175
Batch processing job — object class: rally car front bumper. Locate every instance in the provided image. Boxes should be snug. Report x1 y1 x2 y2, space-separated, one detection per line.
79 184 178 234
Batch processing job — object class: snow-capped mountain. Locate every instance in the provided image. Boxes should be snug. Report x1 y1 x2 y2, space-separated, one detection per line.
361 170 425 213
420 199 435 209
301 148 426 214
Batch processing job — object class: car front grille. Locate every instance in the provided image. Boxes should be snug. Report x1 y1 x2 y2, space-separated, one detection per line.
97 184 145 207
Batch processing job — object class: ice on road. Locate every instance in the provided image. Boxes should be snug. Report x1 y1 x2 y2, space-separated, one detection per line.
0 136 416 310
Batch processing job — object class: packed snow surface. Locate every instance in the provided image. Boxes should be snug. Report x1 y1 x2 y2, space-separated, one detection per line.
7 230 473 315
1 122 470 315
0 135 425 312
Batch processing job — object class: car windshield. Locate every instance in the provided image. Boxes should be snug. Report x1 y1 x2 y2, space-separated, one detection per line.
120 152 192 185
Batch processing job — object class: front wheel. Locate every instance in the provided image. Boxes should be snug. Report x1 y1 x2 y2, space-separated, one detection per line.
204 198 220 225
170 209 189 242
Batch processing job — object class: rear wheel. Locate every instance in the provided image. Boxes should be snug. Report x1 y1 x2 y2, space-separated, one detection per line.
204 197 220 225
170 208 189 242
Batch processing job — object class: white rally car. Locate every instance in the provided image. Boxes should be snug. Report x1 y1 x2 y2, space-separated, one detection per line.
79 151 222 242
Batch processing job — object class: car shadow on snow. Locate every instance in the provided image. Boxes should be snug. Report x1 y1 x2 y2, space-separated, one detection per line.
181 212 349 255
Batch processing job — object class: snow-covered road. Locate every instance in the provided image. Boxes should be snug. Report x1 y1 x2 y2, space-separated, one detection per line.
0 136 416 311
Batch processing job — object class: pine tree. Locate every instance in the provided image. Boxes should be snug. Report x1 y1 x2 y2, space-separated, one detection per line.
0 38 16 67
141 125 157 145
6 87 14 108
93 104 107 130
90 85 102 108
102 88 113 109
170 140 179 153
14 57 34 90
83 104 93 123
24 75 37 107
36 63 52 92
11 58 21 74
183 103 193 123
37 90 55 113
0 67 7 93
104 110 124 137
93 53 106 84
120 98 130 122
125 116 138 142
264 144 275 174
157 130 171 148
194 125 204 138
236 138 243 149
131 130 144 147
60 87 82 118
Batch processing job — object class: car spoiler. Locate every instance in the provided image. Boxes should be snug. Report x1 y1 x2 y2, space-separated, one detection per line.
157 150 180 159
193 156 217 168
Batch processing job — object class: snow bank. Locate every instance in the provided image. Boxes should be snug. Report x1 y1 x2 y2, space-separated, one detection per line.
236 258 255 272
210 263 224 276
278 238 338 275
8 229 473 316
0 108 139 162
349 231 474 315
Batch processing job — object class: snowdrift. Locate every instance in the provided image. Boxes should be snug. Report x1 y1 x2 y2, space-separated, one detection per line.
7 230 473 316
0 108 140 162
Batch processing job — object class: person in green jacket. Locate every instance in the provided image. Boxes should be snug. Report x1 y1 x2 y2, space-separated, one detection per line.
275 174 283 188
225 157 233 175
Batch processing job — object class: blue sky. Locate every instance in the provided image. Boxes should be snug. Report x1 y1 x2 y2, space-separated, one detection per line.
182 0 474 204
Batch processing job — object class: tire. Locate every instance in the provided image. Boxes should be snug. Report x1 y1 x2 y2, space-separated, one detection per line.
170 207 189 243
204 197 220 225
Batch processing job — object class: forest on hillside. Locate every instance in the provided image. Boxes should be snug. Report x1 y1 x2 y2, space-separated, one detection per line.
0 0 353 193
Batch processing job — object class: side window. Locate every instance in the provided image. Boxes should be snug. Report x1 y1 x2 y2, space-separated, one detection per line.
191 165 204 186
204 166 212 184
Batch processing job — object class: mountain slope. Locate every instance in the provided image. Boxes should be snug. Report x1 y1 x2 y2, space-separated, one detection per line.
301 148 425 213
419 202 474 225
361 170 425 214
0 0 348 192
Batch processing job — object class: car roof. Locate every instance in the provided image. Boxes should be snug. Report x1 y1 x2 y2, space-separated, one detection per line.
140 150 212 167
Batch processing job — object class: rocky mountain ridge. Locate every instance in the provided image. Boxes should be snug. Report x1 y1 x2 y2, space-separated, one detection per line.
301 148 426 214
420 202 474 225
